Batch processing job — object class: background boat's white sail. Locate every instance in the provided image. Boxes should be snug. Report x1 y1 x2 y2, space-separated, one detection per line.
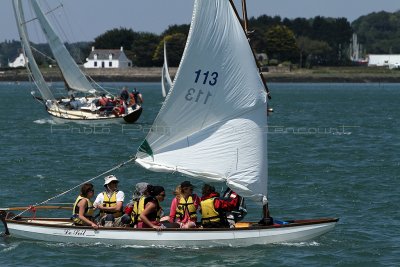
161 42 173 97
31 0 97 94
136 0 269 202
13 0 54 100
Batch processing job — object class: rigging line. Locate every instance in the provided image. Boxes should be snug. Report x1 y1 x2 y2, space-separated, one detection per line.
11 156 136 219
31 46 56 63
23 3 63 25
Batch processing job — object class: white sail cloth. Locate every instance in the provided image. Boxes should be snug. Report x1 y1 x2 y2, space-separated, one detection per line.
31 0 96 94
13 0 54 100
161 42 173 97
136 0 269 202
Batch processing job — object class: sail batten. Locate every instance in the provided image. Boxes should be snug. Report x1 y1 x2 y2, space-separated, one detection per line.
136 0 268 202
31 0 96 94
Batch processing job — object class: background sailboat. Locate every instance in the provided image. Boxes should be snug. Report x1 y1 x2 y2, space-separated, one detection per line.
13 0 142 123
161 42 173 98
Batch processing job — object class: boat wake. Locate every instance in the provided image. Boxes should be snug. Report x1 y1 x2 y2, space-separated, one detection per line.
33 119 56 125
0 242 19 253
279 241 320 247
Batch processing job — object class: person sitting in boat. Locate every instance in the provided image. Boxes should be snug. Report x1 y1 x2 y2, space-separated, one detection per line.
112 98 126 117
71 183 98 229
222 187 247 228
137 185 166 230
120 182 150 227
130 88 143 109
169 181 200 228
93 175 125 227
120 86 129 103
98 94 109 107
200 184 238 228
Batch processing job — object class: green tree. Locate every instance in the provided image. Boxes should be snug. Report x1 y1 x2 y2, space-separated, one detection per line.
296 36 331 68
161 24 190 37
131 32 161 67
153 33 187 67
265 25 298 63
93 27 137 50
352 11 400 53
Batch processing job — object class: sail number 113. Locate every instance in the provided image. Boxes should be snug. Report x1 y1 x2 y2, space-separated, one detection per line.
194 69 218 86
185 69 218 105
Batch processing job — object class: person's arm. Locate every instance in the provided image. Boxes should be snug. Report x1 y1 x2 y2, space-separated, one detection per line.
214 198 236 211
78 199 98 229
140 201 162 230
169 198 178 223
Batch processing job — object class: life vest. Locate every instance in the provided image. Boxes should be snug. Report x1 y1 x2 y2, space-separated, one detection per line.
131 196 146 223
98 97 108 106
222 188 247 222
72 195 94 225
200 197 220 224
176 195 197 220
100 191 123 218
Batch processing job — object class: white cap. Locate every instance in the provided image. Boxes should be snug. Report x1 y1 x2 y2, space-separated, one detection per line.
104 175 119 186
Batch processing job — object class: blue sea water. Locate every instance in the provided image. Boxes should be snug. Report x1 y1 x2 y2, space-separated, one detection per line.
0 82 399 266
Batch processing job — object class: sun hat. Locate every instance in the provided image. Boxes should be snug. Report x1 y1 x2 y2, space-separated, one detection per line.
132 182 149 199
104 175 119 186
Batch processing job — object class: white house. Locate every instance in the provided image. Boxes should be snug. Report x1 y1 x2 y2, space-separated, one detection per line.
368 54 400 68
8 52 27 68
83 46 132 69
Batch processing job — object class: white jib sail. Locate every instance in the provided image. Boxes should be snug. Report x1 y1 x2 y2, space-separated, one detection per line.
136 0 269 202
31 0 96 94
161 42 173 98
13 0 54 100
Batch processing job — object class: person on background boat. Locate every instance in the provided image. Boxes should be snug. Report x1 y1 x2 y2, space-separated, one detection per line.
121 182 150 227
200 184 237 228
120 86 129 103
98 94 109 107
130 88 143 109
137 185 166 230
93 175 125 227
169 181 200 228
112 97 126 117
222 187 247 228
71 183 98 229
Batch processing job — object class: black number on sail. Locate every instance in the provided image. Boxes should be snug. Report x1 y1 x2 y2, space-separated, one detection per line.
194 69 218 86
185 88 212 104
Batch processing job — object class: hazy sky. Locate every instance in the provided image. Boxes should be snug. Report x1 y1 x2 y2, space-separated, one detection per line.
1 0 399 42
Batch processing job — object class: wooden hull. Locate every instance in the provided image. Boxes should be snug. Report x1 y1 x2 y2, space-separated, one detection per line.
5 218 338 247
47 106 143 124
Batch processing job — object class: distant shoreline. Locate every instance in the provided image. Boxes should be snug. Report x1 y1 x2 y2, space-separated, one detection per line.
1 66 400 83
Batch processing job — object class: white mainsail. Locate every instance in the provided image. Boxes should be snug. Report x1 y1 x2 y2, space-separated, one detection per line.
13 0 54 100
31 0 96 94
161 42 173 97
136 0 269 202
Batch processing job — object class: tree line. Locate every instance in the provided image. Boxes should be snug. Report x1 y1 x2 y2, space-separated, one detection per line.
1 10 399 69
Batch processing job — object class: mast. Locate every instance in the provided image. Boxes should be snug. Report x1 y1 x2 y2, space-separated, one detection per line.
229 0 271 100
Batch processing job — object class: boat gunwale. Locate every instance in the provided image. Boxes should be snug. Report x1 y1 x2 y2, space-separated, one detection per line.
46 106 142 122
6 217 339 231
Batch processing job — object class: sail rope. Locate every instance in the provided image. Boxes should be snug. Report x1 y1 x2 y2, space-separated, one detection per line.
11 156 136 219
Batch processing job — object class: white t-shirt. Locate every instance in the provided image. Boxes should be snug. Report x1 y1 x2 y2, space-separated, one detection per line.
93 190 125 207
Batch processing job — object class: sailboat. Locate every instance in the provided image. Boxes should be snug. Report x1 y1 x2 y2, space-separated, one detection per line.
13 0 142 123
161 42 173 98
1 0 337 246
